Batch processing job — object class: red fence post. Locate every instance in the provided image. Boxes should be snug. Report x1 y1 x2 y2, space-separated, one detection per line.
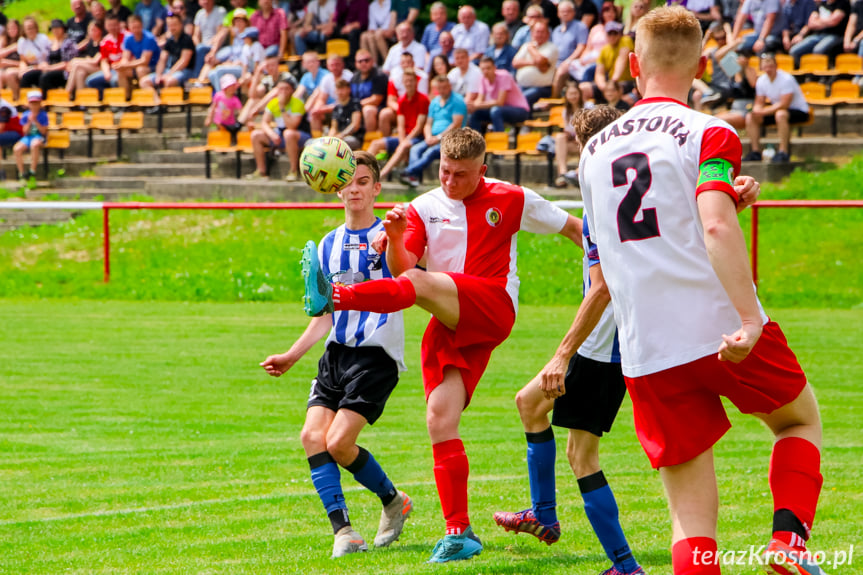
751 204 759 287
103 206 111 283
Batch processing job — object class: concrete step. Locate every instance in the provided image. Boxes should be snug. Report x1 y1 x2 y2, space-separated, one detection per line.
0 201 79 232
24 188 145 201
52 176 149 190
95 163 205 178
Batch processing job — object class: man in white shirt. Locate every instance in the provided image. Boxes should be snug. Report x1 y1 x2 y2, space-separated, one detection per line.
451 6 490 62
382 22 428 74
446 48 481 105
512 21 558 109
295 0 337 55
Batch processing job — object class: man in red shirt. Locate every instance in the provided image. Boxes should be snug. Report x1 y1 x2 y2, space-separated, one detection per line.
368 72 429 180
86 13 125 93
303 127 583 562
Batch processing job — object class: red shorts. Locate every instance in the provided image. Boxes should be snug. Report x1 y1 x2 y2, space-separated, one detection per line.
421 273 516 407
625 321 808 469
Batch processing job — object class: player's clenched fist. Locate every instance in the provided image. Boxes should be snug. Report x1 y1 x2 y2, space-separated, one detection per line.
538 355 568 399
382 203 409 238
717 321 763 363
734 175 761 212
260 353 298 377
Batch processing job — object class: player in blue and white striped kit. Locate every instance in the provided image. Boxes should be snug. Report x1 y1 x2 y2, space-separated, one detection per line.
260 151 413 559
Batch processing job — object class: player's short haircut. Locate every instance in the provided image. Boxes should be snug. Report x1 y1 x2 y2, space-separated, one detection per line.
634 6 702 77
354 150 380 183
441 127 486 161
572 105 623 146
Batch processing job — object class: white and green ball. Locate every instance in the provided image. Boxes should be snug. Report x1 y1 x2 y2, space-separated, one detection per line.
300 137 356 194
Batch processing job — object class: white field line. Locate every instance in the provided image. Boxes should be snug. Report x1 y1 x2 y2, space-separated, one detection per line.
0 474 524 527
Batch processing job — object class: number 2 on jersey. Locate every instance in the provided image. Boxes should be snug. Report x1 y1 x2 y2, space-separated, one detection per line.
613 153 660 242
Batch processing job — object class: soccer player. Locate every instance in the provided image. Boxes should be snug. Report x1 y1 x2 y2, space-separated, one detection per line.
579 7 826 575
303 127 584 562
260 151 413 558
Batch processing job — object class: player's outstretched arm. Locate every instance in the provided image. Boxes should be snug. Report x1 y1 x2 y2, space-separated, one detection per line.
383 203 419 276
539 262 611 399
696 190 763 363
260 315 332 377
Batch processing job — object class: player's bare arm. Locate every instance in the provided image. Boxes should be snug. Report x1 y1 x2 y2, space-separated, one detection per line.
383 204 419 276
558 214 583 245
260 314 331 376
696 190 763 362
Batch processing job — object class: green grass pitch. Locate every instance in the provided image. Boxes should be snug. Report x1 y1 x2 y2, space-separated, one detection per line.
0 301 859 574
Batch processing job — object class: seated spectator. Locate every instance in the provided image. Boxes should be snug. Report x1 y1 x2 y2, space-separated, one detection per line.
551 0 588 97
625 0 649 36
349 49 388 131
685 0 723 32
205 72 243 141
485 23 517 74
382 21 427 74
329 78 364 149
141 11 194 90
296 50 327 100
451 6 489 62
447 48 480 106
108 0 133 27
512 6 546 50
13 91 48 181
69 0 95 47
467 56 530 133
207 12 263 89
844 0 863 56
85 13 126 93
6 17 51 100
250 0 288 56
0 96 23 152
789 0 849 65
573 0 598 28
567 0 616 82
500 0 525 42
223 0 254 26
601 79 630 111
427 30 454 73
553 80 584 188
294 0 336 55
239 45 281 124
370 72 429 178
731 0 783 53
20 19 78 96
391 0 420 26
335 0 369 57
720 0 740 24
116 15 160 98
399 75 465 187
526 0 560 27
66 20 104 94
579 21 634 105
360 0 395 66
0 19 22 77
712 47 759 115
307 53 352 132
692 22 738 109
193 0 226 77
248 74 312 181
90 1 107 26
421 2 454 56
512 21 558 109
382 55 427 134
390 52 429 95
135 0 165 37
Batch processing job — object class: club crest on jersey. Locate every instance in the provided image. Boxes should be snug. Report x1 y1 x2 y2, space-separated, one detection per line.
485 208 502 227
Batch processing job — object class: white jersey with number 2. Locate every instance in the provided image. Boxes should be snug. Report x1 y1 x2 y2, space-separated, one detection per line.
579 97 767 378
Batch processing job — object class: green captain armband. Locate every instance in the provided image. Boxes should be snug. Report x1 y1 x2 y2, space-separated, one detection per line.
697 158 734 190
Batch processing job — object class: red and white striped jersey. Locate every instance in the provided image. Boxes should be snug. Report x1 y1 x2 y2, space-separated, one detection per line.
404 177 570 313
579 97 768 377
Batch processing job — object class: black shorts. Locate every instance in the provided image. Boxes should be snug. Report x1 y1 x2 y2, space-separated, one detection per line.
307 342 399 425
550 354 627 437
762 108 810 126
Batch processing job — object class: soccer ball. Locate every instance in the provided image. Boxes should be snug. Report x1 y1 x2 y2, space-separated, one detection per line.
299 137 356 194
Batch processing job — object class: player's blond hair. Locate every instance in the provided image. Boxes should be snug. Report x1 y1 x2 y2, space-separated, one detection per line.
354 150 381 183
634 6 702 77
572 105 623 146
440 128 486 161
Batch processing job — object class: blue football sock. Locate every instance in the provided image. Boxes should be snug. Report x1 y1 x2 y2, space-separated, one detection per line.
579 470 640 573
526 427 557 526
345 446 398 506
309 452 350 533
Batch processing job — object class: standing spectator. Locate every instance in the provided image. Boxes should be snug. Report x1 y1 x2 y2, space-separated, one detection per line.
192 0 226 77
360 0 395 66
335 0 368 57
382 21 427 73
108 0 133 26
247 74 311 181
447 48 480 104
116 14 160 98
783 0 816 53
251 0 288 56
551 0 588 97
512 6 546 50
20 19 78 96
512 21 558 109
744 53 810 163
371 71 429 178
141 11 195 90
294 0 337 55
85 13 125 93
205 72 243 140
428 30 454 72
485 24 517 73
552 80 584 187
5 17 51 100
731 0 783 53
421 2 454 56
329 78 364 149
296 50 328 100
579 21 634 104
398 75 465 187
391 0 420 26
500 0 525 42
789 0 849 65
451 6 489 63
68 0 94 47
134 0 165 36
350 49 388 131
844 0 863 56
0 96 23 152
13 91 48 181
468 56 530 133
65 20 104 94
307 53 352 132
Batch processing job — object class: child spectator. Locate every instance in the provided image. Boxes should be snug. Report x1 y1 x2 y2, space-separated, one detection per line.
330 78 364 149
206 73 243 142
13 91 48 181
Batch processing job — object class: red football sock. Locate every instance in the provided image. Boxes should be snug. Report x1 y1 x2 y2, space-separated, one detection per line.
432 438 470 535
672 537 721 575
769 437 823 541
333 276 416 313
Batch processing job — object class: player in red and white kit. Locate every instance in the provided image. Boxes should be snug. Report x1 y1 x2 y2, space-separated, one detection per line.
303 127 583 563
579 7 826 575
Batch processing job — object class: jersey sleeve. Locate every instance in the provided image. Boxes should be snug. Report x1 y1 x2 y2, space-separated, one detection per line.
582 217 601 267
403 204 428 260
696 125 742 203
520 187 569 234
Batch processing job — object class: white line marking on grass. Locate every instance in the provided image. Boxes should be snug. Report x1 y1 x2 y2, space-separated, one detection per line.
0 474 523 526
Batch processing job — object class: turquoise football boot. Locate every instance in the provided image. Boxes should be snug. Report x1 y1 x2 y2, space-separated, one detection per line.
302 240 334 317
427 526 483 563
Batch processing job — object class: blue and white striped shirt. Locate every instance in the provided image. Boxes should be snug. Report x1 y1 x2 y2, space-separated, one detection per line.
578 218 621 364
